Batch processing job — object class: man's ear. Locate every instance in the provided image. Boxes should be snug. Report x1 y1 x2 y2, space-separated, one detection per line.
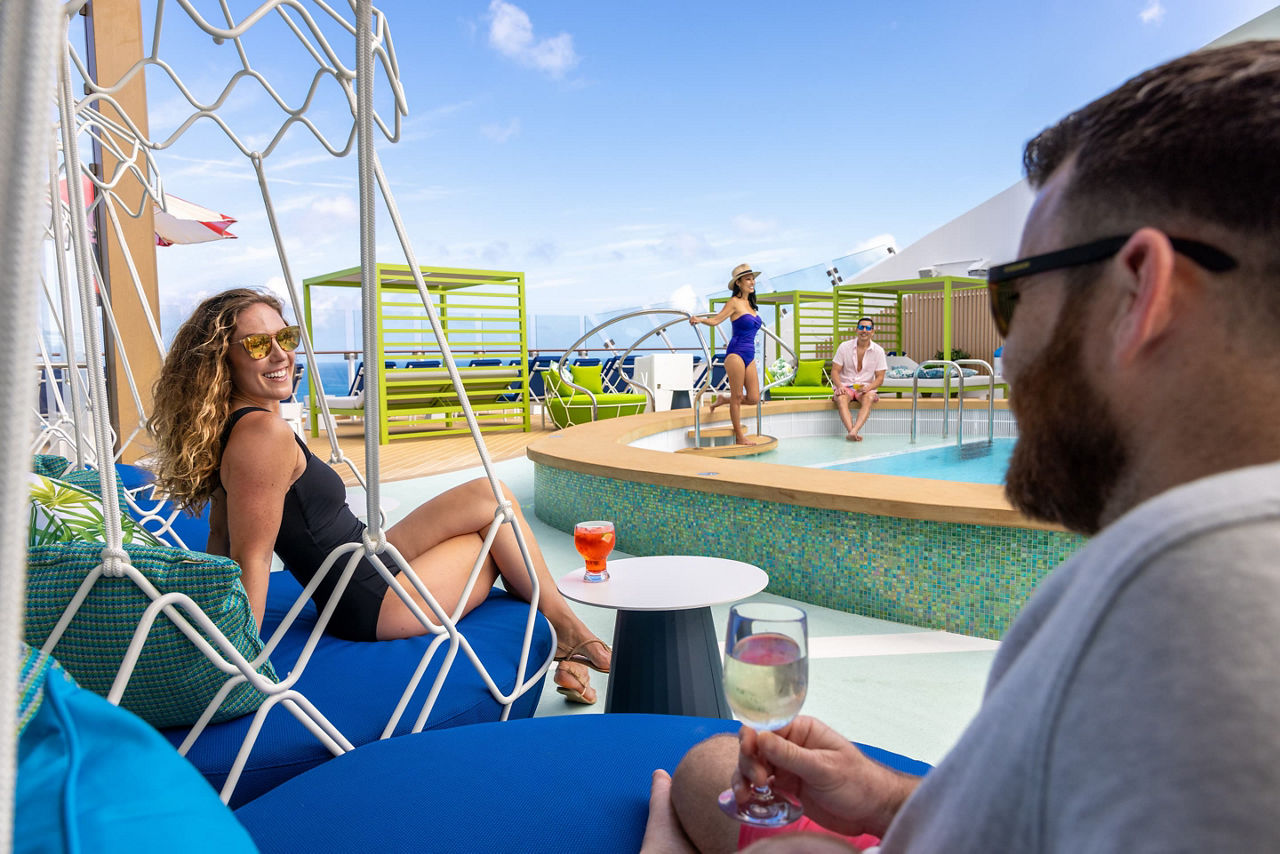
1110 227 1177 366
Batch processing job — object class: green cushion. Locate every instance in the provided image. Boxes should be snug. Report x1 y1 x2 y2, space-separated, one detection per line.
25 541 278 729
543 367 564 397
570 364 604 394
28 473 165 548
794 359 827 387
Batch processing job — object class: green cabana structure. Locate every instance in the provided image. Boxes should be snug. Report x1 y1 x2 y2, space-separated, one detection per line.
303 264 531 443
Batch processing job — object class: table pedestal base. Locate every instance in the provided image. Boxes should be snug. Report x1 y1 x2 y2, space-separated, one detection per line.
605 607 731 718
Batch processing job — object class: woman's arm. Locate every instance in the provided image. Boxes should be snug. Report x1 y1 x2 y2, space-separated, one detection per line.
220 411 302 630
691 298 738 327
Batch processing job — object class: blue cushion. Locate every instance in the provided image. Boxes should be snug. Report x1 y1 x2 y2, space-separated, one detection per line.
164 570 552 806
235 714 932 852
916 367 978 379
16 645 255 854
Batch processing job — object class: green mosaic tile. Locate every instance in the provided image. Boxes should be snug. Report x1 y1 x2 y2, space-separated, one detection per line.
534 464 1085 640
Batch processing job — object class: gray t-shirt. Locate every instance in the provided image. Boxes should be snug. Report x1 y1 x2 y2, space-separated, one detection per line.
879 461 1280 852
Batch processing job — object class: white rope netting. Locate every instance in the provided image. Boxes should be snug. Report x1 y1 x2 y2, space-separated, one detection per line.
1 0 61 842
17 0 553 805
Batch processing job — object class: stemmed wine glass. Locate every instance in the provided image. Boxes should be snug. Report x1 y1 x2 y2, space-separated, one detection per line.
718 602 809 826
574 520 615 583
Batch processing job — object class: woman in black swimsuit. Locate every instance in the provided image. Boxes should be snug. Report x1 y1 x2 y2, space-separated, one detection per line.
148 289 609 704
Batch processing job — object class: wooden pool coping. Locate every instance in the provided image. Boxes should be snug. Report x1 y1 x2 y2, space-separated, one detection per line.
526 398 1066 532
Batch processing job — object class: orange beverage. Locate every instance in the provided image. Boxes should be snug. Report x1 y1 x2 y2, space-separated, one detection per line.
574 521 616 582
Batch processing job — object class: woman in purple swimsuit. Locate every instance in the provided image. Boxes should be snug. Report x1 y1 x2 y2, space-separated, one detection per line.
148 288 611 704
691 263 763 445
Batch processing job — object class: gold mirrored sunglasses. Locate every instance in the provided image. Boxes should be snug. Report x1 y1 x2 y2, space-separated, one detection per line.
234 325 301 360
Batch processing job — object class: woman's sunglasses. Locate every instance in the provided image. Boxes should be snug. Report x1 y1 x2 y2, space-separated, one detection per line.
235 325 301 360
986 234 1237 337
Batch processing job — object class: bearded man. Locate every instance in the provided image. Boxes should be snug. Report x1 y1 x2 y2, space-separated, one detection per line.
642 39 1280 854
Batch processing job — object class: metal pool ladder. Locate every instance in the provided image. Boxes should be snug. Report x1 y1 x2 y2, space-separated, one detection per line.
909 359 997 445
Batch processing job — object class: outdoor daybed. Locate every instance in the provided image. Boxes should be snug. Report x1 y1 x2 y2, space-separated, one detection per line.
23 455 552 808
16 644 932 853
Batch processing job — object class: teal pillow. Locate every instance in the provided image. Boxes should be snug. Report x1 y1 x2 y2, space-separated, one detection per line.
16 643 256 853
766 358 793 385
794 359 827 387
33 454 73 479
886 365 917 380
24 541 278 729
570 364 604 394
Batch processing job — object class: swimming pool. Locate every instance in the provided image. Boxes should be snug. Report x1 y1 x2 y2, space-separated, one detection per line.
822 438 1017 484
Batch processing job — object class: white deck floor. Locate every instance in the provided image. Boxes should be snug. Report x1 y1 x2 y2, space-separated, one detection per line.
364 456 998 766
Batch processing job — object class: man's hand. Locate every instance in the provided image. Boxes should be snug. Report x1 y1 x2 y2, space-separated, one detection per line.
640 770 699 854
734 717 919 838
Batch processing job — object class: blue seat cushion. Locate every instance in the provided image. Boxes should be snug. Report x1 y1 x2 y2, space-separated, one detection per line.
235 714 932 852
162 570 552 807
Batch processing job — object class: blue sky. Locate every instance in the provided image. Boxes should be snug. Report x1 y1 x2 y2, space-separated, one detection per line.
89 0 1274 345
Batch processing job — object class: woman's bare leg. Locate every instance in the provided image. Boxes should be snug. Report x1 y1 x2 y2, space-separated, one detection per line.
377 477 608 668
724 354 748 444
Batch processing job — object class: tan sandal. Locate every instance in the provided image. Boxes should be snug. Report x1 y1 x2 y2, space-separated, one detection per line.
554 662 597 705
555 638 612 674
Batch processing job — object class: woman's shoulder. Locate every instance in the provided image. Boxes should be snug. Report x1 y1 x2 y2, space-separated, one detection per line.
225 408 298 449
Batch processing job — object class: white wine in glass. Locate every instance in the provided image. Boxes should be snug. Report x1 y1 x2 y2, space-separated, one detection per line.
718 602 808 826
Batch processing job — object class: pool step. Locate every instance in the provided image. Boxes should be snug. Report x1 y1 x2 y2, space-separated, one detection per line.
676 435 778 457
686 426 736 439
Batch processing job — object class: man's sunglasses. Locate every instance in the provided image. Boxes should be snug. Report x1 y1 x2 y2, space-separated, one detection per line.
235 325 301 359
856 324 874 331
986 234 1237 337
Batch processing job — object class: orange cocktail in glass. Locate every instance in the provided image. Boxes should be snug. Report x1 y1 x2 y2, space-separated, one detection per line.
574 521 615 583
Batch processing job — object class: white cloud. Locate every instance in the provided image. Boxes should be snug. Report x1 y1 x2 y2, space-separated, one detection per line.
668 284 700 314
1139 0 1165 25
481 118 522 143
487 1 579 78
310 195 359 220
731 214 776 237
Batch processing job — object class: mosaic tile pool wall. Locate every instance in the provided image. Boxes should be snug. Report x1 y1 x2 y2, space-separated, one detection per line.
534 465 1086 640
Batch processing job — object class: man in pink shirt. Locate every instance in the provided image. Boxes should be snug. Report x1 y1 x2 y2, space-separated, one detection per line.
831 317 887 441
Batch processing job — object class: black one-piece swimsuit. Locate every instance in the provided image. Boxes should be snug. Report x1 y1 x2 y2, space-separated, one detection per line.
223 407 390 641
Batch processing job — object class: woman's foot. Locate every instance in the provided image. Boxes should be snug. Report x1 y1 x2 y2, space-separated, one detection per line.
556 637 612 673
555 661 597 705
708 395 723 414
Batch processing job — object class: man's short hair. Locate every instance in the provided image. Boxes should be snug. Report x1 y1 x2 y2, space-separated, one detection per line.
1023 39 1280 327
1024 40 1279 249
857 317 874 328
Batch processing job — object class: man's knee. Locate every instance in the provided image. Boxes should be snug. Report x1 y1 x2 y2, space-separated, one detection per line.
670 734 742 854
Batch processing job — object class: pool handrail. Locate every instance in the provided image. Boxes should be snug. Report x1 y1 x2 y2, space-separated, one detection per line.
954 359 997 445
552 309 713 424
909 358 997 444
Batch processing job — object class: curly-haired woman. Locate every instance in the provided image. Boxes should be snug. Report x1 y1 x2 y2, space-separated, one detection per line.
148 288 609 703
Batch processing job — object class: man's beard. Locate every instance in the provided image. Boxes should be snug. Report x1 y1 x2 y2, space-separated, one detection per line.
1004 307 1128 535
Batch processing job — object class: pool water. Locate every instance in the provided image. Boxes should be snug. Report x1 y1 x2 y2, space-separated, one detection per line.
823 438 1017 484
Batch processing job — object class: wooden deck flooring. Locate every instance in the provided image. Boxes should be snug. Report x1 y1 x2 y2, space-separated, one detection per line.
303 419 555 487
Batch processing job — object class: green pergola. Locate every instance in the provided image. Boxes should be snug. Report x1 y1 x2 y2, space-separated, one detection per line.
834 275 987 361
303 264 530 443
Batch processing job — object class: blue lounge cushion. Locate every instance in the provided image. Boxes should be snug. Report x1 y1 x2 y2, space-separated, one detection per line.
15 643 255 854
164 570 552 806
235 714 932 853
916 367 978 379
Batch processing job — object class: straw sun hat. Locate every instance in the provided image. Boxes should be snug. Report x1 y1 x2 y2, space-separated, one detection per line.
728 263 762 288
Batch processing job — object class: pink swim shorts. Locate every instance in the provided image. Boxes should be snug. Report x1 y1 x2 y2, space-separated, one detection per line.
834 385 878 402
739 816 880 850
